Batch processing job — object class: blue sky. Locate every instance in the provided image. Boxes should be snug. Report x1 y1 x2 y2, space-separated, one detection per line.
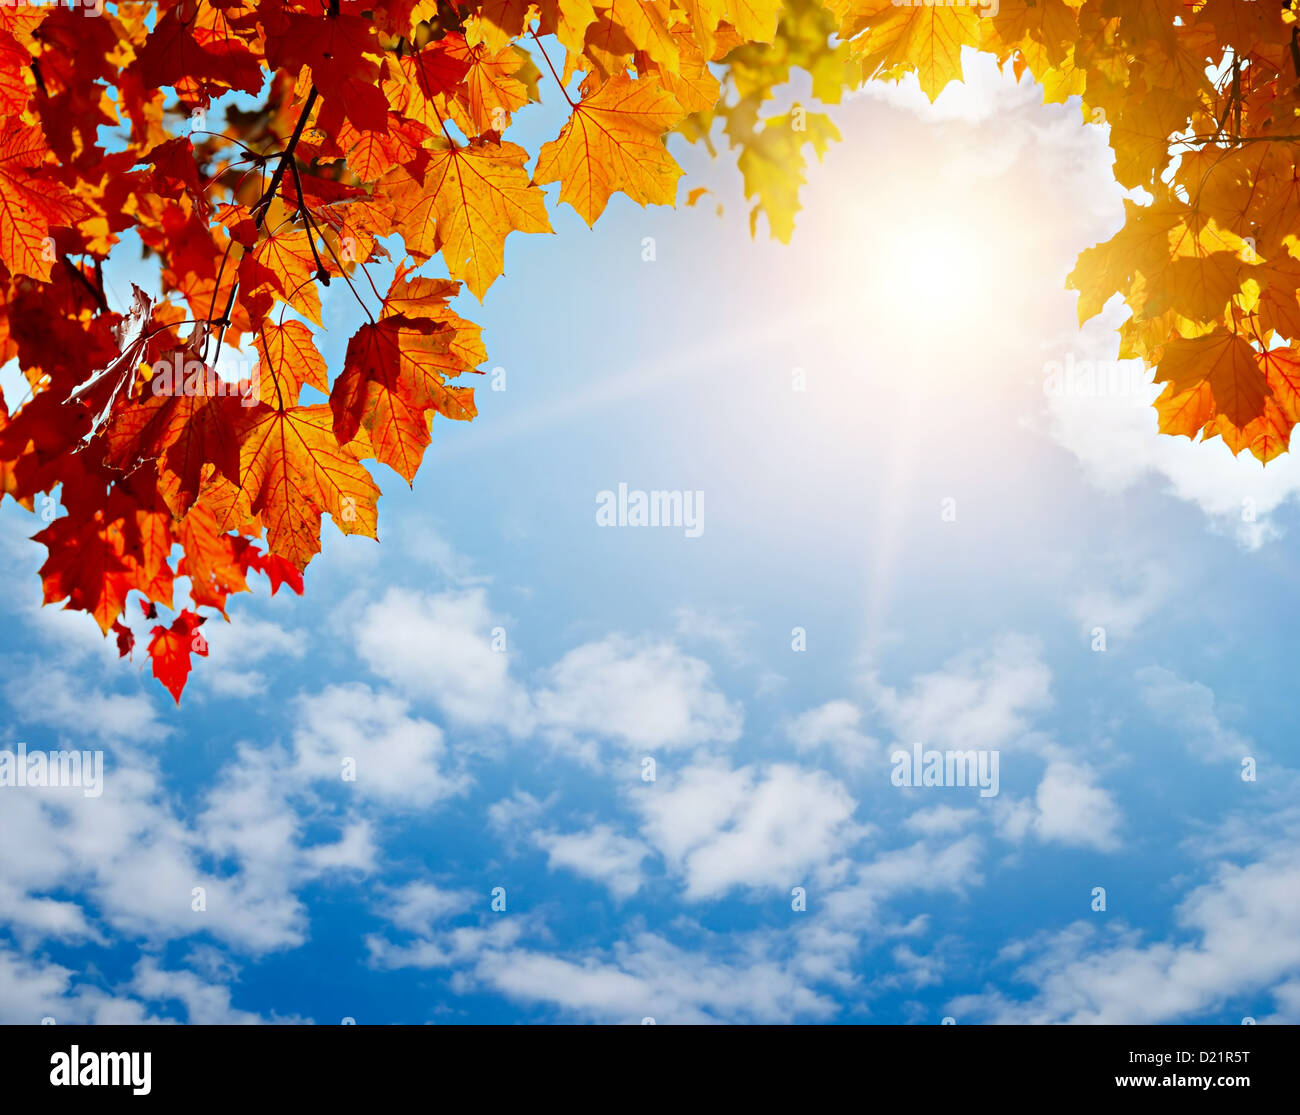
2 52 1300 1025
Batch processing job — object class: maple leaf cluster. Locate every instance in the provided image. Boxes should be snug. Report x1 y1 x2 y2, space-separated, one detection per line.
817 0 1300 463
0 0 782 701
3 0 1300 703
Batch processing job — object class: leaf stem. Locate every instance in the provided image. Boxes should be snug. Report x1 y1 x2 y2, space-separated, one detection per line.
214 85 320 366
531 31 574 108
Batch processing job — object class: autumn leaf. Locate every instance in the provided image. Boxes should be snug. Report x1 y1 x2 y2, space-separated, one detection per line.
34 512 136 635
827 0 982 101
467 0 534 52
441 36 533 135
1155 331 1270 430
234 403 381 571
176 500 254 615
331 314 477 483
104 385 244 520
726 0 782 46
34 495 174 634
239 225 324 325
255 321 329 407
534 73 686 224
421 137 552 299
147 610 208 704
0 119 87 280
15 0 1300 703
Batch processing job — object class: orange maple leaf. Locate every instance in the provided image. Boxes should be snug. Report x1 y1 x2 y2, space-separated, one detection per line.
533 73 686 225
234 402 381 571
0 120 87 281
331 314 477 483
147 610 208 704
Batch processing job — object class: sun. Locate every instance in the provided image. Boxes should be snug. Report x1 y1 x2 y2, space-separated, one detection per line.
833 186 1038 361
882 216 995 327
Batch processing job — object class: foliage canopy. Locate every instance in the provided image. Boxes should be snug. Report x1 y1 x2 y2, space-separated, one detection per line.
0 0 1295 698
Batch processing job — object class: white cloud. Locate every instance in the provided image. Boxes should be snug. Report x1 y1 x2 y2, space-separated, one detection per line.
1137 666 1249 763
672 606 755 666
1069 560 1166 643
821 835 986 932
849 51 1044 126
533 825 649 899
0 741 374 955
302 820 376 873
1262 979 1300 1024
355 587 532 733
535 636 742 754
903 805 979 836
394 521 490 585
469 930 839 1024
356 589 743 762
0 939 294 1024
786 699 878 768
951 846 1300 1023
196 616 305 699
293 683 469 808
131 958 302 1024
3 664 166 744
1043 313 1300 549
376 880 475 935
636 762 859 899
865 635 1052 755
0 945 152 1025
487 790 551 839
996 762 1123 852
365 919 525 972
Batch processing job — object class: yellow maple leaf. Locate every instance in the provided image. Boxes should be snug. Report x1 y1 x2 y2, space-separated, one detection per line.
827 0 982 102
1155 330 1269 429
421 138 552 301
533 73 686 225
235 403 380 571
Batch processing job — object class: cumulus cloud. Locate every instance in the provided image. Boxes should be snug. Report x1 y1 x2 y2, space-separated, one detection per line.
864 635 1053 755
532 825 649 900
950 846 1300 1023
0 946 152 1025
356 587 532 733
903 806 980 837
374 880 475 935
995 762 1123 852
0 945 294 1024
356 591 741 760
535 636 742 754
786 699 879 768
672 606 756 666
365 919 525 973
3 664 166 744
0 741 374 955
636 762 860 899
1069 560 1167 643
1043 313 1300 549
293 683 470 807
1137 666 1250 763
195 616 305 699
131 958 305 1024
468 931 839 1024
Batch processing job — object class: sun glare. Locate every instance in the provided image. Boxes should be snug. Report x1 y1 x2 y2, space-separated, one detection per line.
838 190 1037 357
